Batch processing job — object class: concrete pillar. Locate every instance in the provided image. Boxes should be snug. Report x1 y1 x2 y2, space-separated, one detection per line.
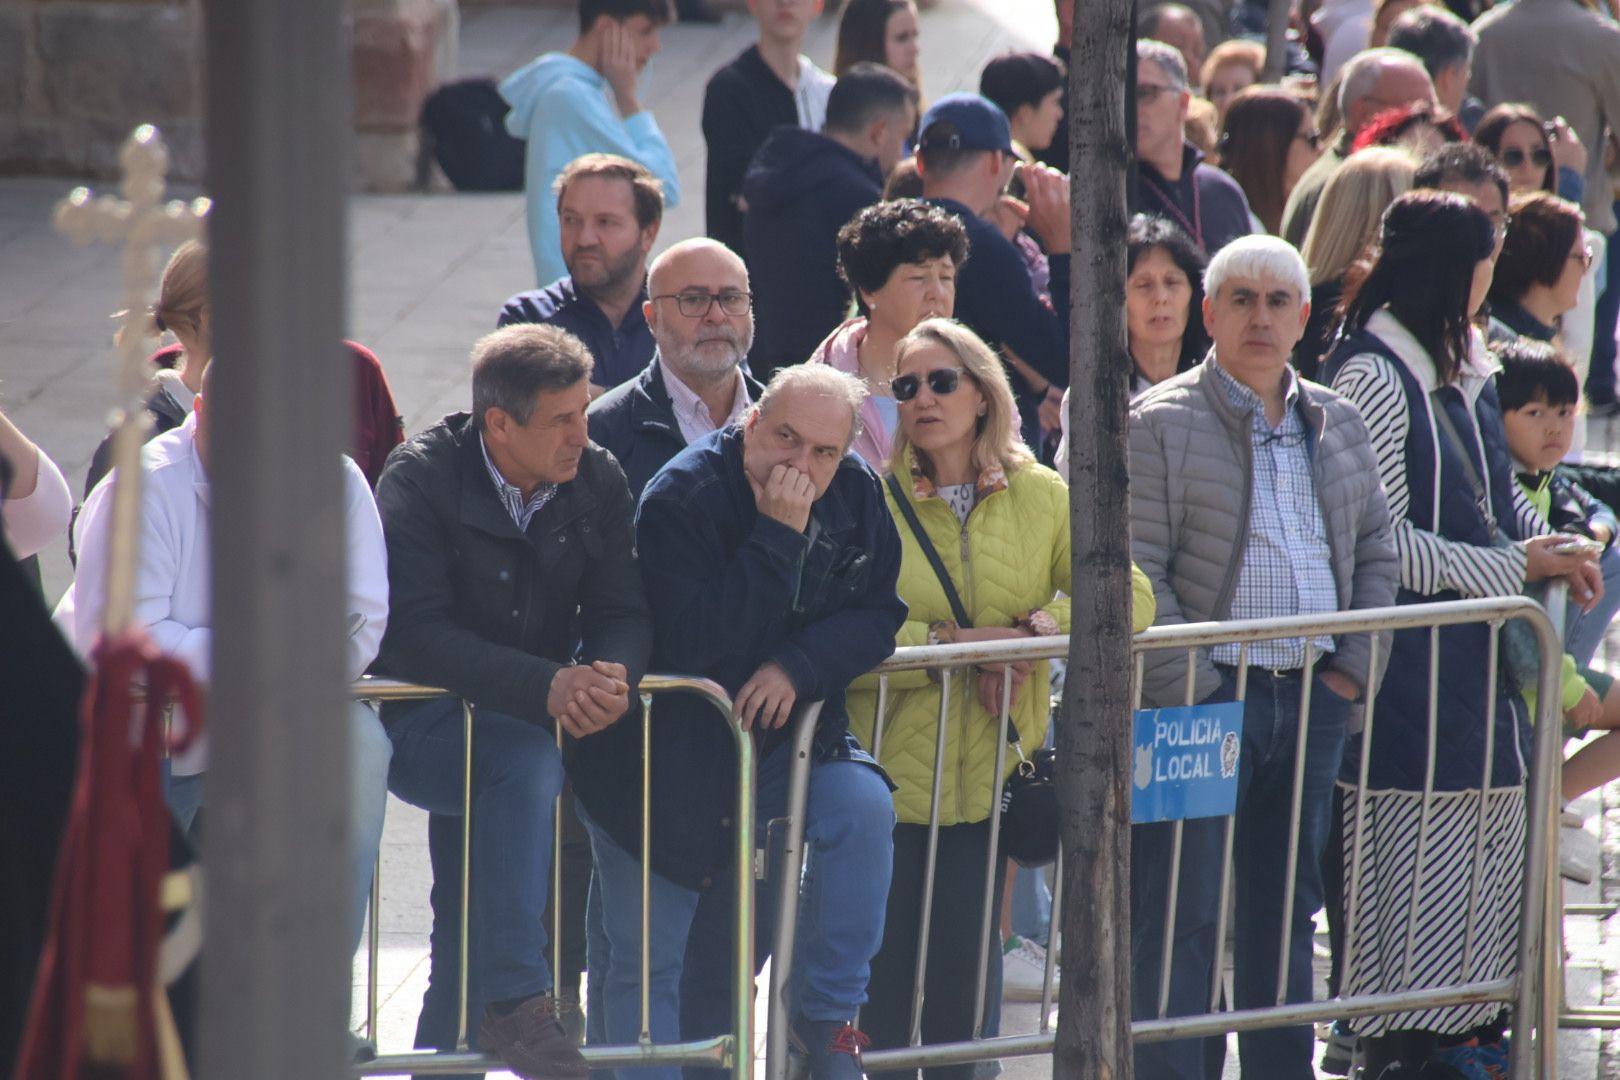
352 0 459 190
0 0 460 192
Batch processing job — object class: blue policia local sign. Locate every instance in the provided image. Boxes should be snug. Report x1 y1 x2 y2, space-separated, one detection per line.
1130 701 1246 824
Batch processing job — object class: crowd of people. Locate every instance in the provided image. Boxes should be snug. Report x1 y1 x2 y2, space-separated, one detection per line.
8 0 1620 1078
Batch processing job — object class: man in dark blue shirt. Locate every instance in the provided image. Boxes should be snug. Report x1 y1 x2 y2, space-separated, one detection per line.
498 153 662 393
917 93 1073 442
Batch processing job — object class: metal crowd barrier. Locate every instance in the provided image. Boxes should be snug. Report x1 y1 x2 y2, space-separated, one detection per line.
349 674 754 1079
762 594 1568 1079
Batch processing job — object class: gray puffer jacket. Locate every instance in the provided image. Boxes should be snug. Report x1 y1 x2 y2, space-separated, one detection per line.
1129 355 1399 709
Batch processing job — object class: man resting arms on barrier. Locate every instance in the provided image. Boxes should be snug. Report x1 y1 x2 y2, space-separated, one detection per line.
570 364 907 1080
372 324 651 1080
1127 235 1399 1079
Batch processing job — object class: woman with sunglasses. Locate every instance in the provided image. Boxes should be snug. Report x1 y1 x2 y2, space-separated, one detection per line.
1474 103 1589 205
1324 190 1600 1075
1489 191 1594 345
851 317 1153 1079
809 199 970 468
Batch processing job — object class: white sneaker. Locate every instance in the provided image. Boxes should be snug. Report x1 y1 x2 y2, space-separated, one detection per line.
1002 936 1057 1002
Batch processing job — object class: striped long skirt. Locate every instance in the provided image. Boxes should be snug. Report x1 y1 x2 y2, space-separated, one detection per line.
1337 781 1526 1037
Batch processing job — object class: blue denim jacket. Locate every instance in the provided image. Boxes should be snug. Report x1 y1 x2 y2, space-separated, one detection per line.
568 425 906 890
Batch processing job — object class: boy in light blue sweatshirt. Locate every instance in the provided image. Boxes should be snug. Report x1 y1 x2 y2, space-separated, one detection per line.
502 0 682 287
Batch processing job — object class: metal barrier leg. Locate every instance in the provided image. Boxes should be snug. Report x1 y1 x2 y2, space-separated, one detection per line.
970 671 1015 1040
368 848 381 1042
458 700 473 1050
1514 585 1567 1078
1274 645 1315 1008
766 705 821 1080
909 673 954 1046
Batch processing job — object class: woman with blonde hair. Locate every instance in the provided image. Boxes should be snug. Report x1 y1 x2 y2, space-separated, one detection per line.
1296 146 1417 377
83 239 405 497
853 316 1153 1077
1199 38 1264 122
84 240 210 495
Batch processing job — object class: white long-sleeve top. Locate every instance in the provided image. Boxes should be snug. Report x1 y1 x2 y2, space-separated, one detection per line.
2 446 72 559
1330 309 1547 602
70 413 389 773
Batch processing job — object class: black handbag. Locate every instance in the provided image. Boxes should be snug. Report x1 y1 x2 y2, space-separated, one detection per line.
885 475 1060 867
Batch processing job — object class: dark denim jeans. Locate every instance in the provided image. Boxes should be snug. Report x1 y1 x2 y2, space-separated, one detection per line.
581 745 895 1080
384 698 563 1059
1131 667 1351 1080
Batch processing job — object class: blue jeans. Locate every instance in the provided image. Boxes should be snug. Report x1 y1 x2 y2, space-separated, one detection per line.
385 698 562 1043
161 700 390 956
582 746 895 1080
1131 668 1350 1080
1565 545 1620 668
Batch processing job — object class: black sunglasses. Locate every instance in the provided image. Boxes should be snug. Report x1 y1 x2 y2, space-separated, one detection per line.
1501 147 1552 169
890 367 965 402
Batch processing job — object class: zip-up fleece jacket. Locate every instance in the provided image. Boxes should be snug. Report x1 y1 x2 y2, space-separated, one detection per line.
848 456 1155 825
1128 355 1399 711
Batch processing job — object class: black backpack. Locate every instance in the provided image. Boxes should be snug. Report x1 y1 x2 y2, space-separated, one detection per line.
418 78 526 192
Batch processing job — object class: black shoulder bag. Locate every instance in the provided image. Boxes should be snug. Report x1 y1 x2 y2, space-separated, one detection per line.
885 474 1058 867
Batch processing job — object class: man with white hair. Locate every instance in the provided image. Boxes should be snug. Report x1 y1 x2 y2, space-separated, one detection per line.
1128 236 1398 1078
1281 47 1436 247
572 363 906 1080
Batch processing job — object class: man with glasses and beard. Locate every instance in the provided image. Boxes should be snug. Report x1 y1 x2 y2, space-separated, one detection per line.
499 154 664 394
586 237 764 495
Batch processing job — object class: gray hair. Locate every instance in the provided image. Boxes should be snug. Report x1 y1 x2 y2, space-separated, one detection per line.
1204 234 1310 303
470 324 594 430
1136 39 1188 90
1386 8 1476 82
754 364 869 452
1339 47 1426 114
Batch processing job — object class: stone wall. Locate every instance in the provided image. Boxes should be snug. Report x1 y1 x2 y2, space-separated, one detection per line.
0 0 459 191
0 1 207 181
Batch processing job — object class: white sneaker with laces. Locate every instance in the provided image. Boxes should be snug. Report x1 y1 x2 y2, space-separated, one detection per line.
1002 936 1057 1002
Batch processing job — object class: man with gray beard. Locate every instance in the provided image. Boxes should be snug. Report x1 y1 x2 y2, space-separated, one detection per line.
587 237 764 496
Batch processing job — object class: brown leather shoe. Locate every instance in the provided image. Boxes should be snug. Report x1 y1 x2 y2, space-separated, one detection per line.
477 994 588 1080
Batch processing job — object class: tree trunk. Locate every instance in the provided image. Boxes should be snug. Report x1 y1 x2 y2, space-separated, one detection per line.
1057 0 1137 1075
1263 0 1292 82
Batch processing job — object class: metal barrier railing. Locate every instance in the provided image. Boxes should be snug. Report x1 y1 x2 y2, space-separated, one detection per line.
349 673 753 1079
762 594 1567 1079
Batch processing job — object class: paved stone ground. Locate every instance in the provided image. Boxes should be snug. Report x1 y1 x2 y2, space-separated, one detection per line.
5 1 1620 1075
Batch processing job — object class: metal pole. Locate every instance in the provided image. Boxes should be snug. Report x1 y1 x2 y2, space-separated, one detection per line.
767 704 822 1080
911 671 955 1045
196 0 352 1071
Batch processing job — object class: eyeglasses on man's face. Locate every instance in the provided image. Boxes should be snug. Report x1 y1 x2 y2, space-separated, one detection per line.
652 290 754 318
1135 83 1183 106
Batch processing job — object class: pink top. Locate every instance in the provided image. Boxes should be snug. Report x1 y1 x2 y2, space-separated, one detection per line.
807 317 895 470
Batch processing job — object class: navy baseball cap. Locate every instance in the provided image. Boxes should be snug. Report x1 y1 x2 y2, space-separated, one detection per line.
917 93 1013 154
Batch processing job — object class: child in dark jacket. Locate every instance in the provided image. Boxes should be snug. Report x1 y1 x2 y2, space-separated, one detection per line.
1497 339 1620 803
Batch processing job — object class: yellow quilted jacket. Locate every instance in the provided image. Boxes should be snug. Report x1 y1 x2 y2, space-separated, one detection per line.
849 459 1156 825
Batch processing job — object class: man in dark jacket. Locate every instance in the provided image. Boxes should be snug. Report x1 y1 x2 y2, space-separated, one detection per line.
1130 38 1254 254
742 63 918 381
701 0 834 255
373 324 651 1080
588 237 764 497
497 154 663 393
572 365 905 1080
917 92 1073 440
